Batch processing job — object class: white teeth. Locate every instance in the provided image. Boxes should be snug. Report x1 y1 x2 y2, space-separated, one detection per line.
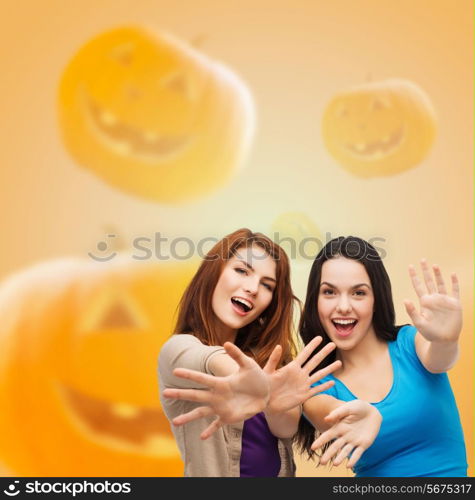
232 297 253 310
110 403 140 419
333 319 356 325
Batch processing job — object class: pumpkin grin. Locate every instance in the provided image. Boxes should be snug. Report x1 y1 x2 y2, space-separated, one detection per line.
85 92 194 162
60 383 177 456
345 125 405 159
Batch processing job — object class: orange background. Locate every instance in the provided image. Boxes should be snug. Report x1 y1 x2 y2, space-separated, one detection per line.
0 0 472 476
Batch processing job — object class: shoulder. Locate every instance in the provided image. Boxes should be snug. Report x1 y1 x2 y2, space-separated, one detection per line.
393 324 426 369
395 325 417 353
161 333 203 351
158 333 226 382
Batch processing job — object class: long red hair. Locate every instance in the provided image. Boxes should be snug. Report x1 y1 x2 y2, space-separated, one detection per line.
174 228 298 367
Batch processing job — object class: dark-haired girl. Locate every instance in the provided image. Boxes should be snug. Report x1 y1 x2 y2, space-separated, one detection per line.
297 236 467 477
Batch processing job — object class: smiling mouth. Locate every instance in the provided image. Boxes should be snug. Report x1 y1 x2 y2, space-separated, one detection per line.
345 126 405 159
231 297 253 315
332 319 358 336
84 91 193 162
59 384 178 456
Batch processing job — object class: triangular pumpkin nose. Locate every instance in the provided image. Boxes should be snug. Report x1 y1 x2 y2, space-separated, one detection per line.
97 300 139 329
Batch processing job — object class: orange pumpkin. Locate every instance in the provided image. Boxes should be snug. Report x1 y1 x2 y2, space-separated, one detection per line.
322 79 436 177
0 256 197 476
58 26 255 203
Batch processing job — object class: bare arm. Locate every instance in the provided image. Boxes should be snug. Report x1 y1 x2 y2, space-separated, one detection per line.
303 394 346 432
208 352 239 376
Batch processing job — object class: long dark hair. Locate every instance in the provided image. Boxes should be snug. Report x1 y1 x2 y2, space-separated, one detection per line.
295 236 401 460
174 228 298 367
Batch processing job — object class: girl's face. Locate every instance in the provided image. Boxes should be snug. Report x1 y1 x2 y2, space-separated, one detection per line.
317 256 376 351
211 244 276 341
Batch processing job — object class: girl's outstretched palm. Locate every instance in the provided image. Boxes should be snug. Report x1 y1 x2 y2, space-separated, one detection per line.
404 260 462 343
263 336 341 413
163 342 269 439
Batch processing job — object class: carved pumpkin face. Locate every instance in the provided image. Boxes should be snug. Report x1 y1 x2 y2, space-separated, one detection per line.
0 257 197 476
58 26 254 203
322 79 436 177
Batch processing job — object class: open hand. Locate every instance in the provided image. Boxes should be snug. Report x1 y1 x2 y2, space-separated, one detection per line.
162 342 269 440
311 399 382 469
404 260 462 343
263 336 341 413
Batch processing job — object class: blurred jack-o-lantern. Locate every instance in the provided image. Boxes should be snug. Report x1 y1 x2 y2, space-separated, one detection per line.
0 256 197 476
58 26 255 203
322 79 436 177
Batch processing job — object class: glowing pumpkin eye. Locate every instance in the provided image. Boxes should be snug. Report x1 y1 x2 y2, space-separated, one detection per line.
110 43 135 66
161 72 191 98
371 98 390 111
80 291 148 333
96 300 141 329
336 104 348 118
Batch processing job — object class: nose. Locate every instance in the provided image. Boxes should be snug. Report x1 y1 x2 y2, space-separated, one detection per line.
336 294 352 314
243 277 259 295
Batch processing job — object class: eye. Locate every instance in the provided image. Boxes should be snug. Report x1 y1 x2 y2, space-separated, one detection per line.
321 288 335 295
262 282 274 292
354 289 366 296
161 71 190 97
234 267 247 275
371 98 390 111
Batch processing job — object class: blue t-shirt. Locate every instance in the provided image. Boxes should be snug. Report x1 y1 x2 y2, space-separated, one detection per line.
310 325 467 477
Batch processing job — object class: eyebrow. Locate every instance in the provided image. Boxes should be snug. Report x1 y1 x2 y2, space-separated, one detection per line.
320 281 371 289
236 257 277 283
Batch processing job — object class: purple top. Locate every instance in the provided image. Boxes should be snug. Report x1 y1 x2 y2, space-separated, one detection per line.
239 412 281 477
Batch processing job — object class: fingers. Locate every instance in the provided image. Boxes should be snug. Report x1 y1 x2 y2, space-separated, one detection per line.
172 406 214 426
200 417 222 440
433 265 447 294
408 264 425 298
324 403 352 425
333 443 354 466
347 446 365 469
421 259 437 294
304 342 337 374
308 379 335 398
451 273 460 299
172 367 218 389
295 336 323 366
309 359 342 385
263 344 282 374
320 437 345 465
163 387 211 404
403 299 421 327
223 342 252 369
311 426 339 450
